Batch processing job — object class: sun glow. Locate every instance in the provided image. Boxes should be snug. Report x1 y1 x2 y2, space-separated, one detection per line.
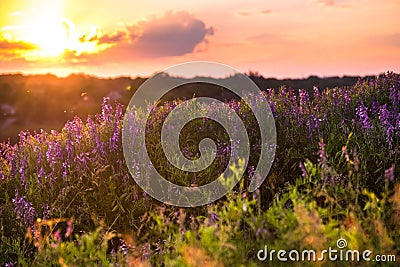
23 19 70 57
22 19 103 59
2 2 105 60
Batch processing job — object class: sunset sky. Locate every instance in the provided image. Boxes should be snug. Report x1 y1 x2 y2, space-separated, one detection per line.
0 0 399 78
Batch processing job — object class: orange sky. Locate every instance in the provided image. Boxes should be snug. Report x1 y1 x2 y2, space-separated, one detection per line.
0 0 399 78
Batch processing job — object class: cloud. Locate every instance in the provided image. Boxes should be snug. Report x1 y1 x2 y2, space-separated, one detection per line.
126 11 214 57
74 10 214 64
97 30 127 44
0 39 38 60
247 33 280 42
260 10 272 14
78 29 129 45
318 0 336 6
238 11 253 17
316 0 348 7
236 10 272 16
0 39 37 50
0 11 214 69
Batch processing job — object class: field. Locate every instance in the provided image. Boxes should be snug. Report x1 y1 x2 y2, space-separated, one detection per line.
0 72 399 266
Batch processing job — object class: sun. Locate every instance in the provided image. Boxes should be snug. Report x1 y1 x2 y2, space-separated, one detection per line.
9 9 103 60
10 2 75 59
19 18 106 60
23 19 70 58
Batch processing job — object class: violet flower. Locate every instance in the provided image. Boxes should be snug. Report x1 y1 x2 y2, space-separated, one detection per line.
355 102 374 133
12 193 36 227
379 104 394 148
384 164 395 182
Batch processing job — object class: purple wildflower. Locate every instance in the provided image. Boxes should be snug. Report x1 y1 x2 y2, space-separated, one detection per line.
206 211 219 226
101 97 113 123
269 100 277 118
18 131 30 144
120 238 129 255
65 139 75 160
332 90 339 109
3 144 17 178
256 227 268 237
87 117 103 157
18 158 28 190
46 141 63 164
66 218 73 237
76 152 89 172
343 89 351 107
396 113 400 137
154 239 167 255
317 139 334 184
140 243 151 261
229 99 240 113
313 86 320 100
41 204 51 219
389 86 400 110
370 99 380 116
266 88 275 99
384 164 395 182
307 114 320 138
12 193 36 227
378 104 395 148
54 230 62 242
109 129 119 152
62 162 68 179
299 89 310 112
317 140 328 166
355 102 374 132
109 104 122 152
46 140 63 185
64 117 83 143
299 161 307 177
248 165 255 180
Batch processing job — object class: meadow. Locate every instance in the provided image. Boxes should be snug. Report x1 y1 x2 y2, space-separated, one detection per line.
0 72 399 266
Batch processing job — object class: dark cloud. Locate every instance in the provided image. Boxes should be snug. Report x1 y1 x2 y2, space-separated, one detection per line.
79 30 129 44
127 11 214 57
97 30 128 44
79 11 214 63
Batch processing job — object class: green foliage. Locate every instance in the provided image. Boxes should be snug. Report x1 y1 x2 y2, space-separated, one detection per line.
32 226 123 266
141 145 398 266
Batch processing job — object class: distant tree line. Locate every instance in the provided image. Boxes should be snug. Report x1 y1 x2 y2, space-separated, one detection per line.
0 72 369 143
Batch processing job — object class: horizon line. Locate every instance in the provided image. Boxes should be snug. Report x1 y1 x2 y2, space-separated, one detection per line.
0 70 390 81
